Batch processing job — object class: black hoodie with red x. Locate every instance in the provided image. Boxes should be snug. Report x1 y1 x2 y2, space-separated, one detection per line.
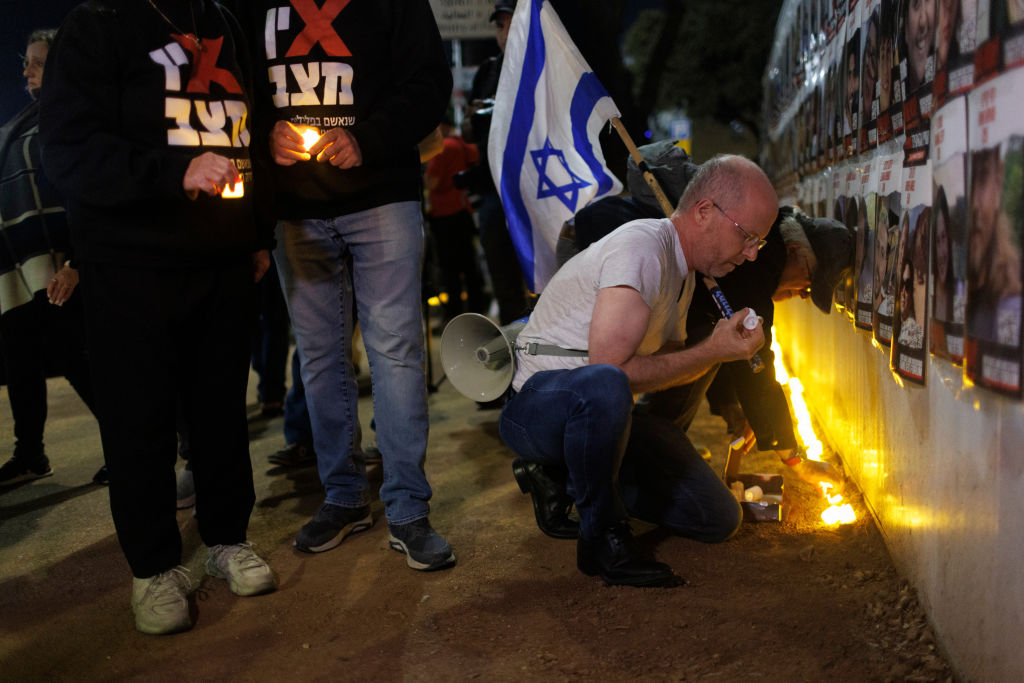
40 0 271 268
240 0 453 221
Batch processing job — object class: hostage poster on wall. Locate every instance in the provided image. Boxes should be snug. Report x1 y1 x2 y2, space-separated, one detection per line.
933 0 978 108
900 0 937 131
964 67 1024 397
855 157 882 329
878 0 904 141
974 0 1024 83
873 149 904 347
891 159 933 385
929 95 969 363
842 19 863 157
833 160 856 312
860 0 882 150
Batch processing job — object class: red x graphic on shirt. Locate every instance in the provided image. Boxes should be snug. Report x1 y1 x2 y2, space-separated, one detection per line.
173 35 243 94
286 0 352 58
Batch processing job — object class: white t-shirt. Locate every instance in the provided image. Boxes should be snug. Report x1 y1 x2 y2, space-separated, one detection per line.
512 217 695 391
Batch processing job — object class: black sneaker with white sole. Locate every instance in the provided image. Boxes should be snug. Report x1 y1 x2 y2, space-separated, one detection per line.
388 517 455 571
294 503 373 553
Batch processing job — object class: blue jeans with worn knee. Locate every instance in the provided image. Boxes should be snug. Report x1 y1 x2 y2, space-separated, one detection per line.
499 364 635 540
274 202 431 524
500 364 741 543
619 412 741 542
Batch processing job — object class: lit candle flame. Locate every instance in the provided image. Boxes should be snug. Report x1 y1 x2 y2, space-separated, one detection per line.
821 504 857 525
301 128 321 152
221 180 244 198
772 335 856 525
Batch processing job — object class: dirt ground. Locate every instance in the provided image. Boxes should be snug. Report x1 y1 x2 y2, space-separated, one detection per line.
1 338 956 682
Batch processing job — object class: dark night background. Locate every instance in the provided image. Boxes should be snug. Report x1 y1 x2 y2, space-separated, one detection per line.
1 0 79 123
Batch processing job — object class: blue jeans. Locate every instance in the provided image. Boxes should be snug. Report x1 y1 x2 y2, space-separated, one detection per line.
274 202 431 524
500 364 740 542
282 347 312 447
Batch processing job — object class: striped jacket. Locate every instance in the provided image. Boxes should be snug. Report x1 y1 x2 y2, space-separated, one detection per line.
0 100 69 316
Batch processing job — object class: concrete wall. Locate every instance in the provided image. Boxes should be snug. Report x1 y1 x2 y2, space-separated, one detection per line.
774 299 1024 681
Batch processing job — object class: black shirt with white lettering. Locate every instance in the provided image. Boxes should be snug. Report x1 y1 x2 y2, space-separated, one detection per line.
242 0 453 220
40 0 269 267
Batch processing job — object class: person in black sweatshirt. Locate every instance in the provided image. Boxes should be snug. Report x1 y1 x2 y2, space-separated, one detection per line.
239 0 456 571
39 0 276 635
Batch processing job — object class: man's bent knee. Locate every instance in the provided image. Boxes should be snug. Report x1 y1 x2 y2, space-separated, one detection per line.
572 364 633 418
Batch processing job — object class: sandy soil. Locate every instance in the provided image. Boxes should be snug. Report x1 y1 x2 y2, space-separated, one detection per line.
1 347 956 681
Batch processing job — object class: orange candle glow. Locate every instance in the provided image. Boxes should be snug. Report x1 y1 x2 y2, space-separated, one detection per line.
301 128 321 151
221 180 244 198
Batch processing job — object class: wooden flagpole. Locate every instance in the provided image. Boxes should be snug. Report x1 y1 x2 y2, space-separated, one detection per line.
609 117 676 218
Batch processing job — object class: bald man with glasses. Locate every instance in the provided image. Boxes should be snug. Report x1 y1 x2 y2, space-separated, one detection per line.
499 155 778 588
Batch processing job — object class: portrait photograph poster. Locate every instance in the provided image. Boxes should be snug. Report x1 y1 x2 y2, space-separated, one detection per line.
929 95 969 363
964 66 1024 397
892 160 933 385
855 158 882 329
872 150 905 348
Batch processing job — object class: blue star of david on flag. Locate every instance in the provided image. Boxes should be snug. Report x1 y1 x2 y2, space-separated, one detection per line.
531 138 591 212
488 0 623 292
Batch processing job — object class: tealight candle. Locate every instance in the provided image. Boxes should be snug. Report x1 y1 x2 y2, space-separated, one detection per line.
221 180 243 198
301 128 321 151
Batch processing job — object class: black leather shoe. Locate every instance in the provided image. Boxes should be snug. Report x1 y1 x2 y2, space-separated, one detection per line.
577 521 677 587
512 458 579 539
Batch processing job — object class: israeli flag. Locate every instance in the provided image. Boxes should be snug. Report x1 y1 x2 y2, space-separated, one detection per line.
488 0 623 293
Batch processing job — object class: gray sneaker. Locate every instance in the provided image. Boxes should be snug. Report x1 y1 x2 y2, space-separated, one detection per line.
176 468 195 509
294 503 373 553
388 518 456 571
131 566 192 635
206 542 277 596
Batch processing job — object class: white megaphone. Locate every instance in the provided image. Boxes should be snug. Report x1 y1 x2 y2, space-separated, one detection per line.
440 313 526 402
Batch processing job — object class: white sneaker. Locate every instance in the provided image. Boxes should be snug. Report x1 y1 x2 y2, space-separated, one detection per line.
206 542 277 596
131 567 192 635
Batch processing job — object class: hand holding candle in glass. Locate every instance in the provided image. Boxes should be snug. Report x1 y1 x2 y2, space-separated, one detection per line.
270 120 317 166
305 127 363 169
300 128 321 152
183 151 241 199
221 179 244 198
269 121 361 168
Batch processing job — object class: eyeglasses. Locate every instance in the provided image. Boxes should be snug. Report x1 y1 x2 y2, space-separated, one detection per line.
712 201 767 251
